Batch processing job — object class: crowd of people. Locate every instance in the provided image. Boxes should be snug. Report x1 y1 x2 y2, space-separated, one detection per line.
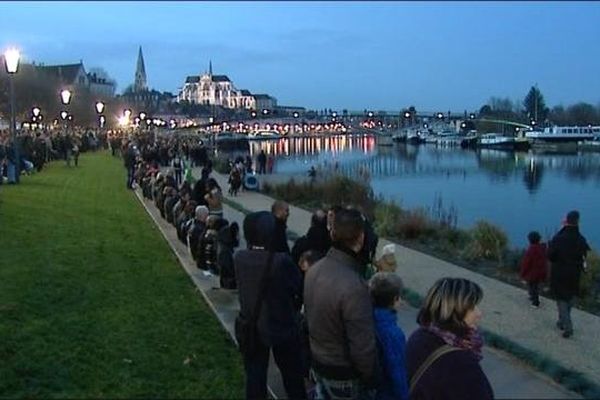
117 131 593 400
0 127 106 184
3 123 593 399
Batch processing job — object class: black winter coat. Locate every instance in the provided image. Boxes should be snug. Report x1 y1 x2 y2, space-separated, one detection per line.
271 218 290 254
548 225 590 300
218 225 238 289
406 328 494 400
235 250 302 347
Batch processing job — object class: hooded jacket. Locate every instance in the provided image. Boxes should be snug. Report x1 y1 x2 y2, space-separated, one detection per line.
234 212 302 346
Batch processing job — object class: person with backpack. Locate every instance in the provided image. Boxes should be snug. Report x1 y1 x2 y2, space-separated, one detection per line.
406 278 493 400
234 211 305 399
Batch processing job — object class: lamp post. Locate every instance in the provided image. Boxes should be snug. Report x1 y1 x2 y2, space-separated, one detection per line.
95 101 105 129
60 89 72 137
4 48 21 183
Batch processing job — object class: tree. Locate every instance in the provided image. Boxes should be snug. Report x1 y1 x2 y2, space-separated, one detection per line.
566 102 598 125
523 85 548 123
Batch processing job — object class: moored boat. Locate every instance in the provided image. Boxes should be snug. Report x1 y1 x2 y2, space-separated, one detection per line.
526 126 598 143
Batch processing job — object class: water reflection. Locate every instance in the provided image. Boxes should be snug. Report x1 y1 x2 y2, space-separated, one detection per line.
220 137 600 246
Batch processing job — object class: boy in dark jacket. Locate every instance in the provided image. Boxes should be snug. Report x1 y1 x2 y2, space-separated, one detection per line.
520 231 547 308
369 272 409 400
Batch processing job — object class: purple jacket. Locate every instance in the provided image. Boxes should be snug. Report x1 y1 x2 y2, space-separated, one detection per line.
406 328 493 400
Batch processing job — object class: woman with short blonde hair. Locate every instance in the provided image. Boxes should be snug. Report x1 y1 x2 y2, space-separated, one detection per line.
406 278 494 399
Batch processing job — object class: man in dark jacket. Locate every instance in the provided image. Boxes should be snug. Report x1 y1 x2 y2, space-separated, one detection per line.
304 208 380 399
271 200 291 254
548 210 591 338
234 211 305 399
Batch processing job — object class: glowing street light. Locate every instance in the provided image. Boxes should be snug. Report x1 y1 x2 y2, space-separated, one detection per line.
32 107 41 117
124 109 132 119
262 109 269 115
95 101 105 114
60 111 68 120
404 111 411 119
4 47 21 183
436 112 444 119
293 112 299 118
60 89 72 105
139 112 146 120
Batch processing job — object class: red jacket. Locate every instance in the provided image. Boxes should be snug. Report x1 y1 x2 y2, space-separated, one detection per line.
520 243 548 282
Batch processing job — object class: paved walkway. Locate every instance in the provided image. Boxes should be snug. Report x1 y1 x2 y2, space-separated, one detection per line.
188 167 590 398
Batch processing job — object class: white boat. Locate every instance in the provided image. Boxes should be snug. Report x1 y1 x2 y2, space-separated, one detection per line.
248 130 280 140
478 133 529 150
526 126 599 143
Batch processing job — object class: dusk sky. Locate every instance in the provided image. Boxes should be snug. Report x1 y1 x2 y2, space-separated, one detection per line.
1 1 599 112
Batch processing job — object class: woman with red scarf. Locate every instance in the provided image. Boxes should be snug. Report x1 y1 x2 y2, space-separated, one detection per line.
406 278 494 400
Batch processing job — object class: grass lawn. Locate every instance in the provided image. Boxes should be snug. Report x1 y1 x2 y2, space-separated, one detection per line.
0 151 244 398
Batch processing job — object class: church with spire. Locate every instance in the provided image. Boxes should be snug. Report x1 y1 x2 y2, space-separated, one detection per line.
121 46 174 113
133 46 147 92
177 60 276 111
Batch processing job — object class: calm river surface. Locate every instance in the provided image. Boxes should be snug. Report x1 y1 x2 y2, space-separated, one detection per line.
222 134 599 248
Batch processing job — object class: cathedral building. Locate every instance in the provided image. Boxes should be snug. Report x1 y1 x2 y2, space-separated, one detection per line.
177 62 277 111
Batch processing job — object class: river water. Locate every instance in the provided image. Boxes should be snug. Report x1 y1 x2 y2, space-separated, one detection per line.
221 134 599 249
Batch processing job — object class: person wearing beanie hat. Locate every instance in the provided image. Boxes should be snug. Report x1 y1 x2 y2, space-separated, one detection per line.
548 210 591 338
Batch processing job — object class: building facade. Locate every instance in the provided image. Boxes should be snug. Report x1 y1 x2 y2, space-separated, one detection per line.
178 62 277 111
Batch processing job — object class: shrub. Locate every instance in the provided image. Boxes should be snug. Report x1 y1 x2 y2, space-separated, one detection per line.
397 209 433 240
374 202 404 238
465 221 509 264
213 156 232 174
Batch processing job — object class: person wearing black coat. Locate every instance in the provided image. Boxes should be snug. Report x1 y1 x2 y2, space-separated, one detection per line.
291 209 331 265
270 200 290 254
548 210 591 338
218 221 239 289
234 211 305 399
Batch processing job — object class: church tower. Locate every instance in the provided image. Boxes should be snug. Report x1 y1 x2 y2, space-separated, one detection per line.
134 46 147 92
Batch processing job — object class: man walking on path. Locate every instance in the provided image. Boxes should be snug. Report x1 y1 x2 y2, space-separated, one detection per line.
304 208 380 399
548 210 591 338
258 150 267 175
271 200 291 254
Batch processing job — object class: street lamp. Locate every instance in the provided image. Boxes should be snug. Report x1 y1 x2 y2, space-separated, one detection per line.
262 109 269 115
32 107 41 118
436 112 444 119
124 109 132 119
4 47 21 183
61 111 68 120
139 112 146 120
95 101 105 128
60 89 72 105
293 112 299 118
469 113 476 120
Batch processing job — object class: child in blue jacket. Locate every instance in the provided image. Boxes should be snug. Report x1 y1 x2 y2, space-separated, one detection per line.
369 272 409 400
